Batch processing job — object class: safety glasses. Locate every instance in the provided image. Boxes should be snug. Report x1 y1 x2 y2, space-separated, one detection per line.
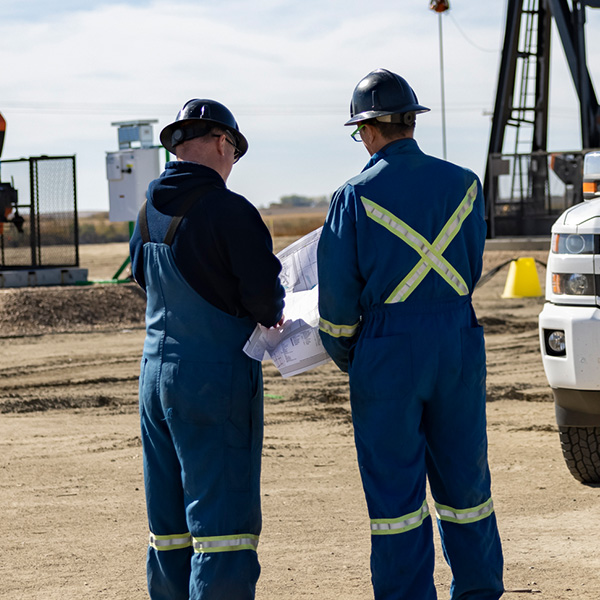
212 132 241 163
350 124 365 142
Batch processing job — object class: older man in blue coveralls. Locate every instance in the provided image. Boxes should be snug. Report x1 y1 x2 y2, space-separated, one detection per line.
317 69 504 600
130 99 285 600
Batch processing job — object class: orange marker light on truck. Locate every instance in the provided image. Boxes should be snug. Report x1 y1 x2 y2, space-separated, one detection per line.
552 273 563 294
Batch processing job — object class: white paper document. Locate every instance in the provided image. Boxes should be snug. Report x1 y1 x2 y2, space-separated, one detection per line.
244 227 331 377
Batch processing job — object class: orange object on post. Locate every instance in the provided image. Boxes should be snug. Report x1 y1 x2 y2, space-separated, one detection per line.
430 0 450 13
0 111 5 158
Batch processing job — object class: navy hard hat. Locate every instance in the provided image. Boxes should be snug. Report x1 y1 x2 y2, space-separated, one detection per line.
160 99 248 158
345 69 430 126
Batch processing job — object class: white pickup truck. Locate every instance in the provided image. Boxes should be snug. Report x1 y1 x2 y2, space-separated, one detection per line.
538 151 600 483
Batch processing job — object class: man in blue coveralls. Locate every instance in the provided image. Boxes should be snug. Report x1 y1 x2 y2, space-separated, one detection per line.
130 99 285 600
317 69 504 599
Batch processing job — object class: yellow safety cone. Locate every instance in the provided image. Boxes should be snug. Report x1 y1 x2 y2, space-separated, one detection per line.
501 257 543 298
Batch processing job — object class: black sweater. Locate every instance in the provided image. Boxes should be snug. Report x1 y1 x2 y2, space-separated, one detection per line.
130 161 285 328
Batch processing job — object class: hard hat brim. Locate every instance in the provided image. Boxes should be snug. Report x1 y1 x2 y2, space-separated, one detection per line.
344 105 430 126
160 117 249 158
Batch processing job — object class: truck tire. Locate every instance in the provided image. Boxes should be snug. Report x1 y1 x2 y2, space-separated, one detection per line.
558 426 600 484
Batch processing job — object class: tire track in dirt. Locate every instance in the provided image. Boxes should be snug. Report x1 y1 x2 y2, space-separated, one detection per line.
0 327 145 413
0 354 141 382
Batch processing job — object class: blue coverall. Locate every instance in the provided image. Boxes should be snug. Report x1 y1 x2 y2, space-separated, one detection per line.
130 162 284 600
317 138 504 600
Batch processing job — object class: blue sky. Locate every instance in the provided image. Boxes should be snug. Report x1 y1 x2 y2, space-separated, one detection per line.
1 0 600 214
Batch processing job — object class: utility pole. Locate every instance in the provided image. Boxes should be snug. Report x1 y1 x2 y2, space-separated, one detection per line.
429 1 450 160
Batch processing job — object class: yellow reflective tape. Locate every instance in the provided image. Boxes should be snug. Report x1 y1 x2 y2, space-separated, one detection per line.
149 532 192 551
435 498 494 524
319 316 359 338
192 533 259 554
387 256 432 303
362 197 469 299
432 180 477 251
370 500 430 535
361 197 436 262
360 180 477 303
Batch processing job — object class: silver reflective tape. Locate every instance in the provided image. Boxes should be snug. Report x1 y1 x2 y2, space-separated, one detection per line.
389 262 427 303
436 499 494 523
319 318 359 338
149 533 192 550
371 502 430 533
193 536 259 552
366 204 426 254
438 194 473 248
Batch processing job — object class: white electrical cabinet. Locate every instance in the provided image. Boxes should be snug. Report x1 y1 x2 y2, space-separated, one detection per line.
106 146 161 222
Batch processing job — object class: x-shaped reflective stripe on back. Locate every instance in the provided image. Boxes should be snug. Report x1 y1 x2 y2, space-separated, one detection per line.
361 180 478 303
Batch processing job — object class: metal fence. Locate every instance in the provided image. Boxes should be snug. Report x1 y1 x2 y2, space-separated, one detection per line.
0 156 79 269
486 149 592 237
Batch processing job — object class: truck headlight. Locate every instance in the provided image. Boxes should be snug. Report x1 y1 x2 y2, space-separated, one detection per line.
566 273 592 295
544 329 566 356
552 233 596 254
552 273 595 295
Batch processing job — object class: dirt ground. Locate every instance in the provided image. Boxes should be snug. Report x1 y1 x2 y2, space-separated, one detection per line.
1 240 599 600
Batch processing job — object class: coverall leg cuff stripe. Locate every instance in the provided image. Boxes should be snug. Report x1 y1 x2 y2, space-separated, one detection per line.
192 533 259 553
319 317 359 338
370 500 430 535
149 532 192 551
435 498 494 524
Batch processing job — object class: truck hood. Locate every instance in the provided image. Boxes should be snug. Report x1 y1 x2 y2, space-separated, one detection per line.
552 198 600 233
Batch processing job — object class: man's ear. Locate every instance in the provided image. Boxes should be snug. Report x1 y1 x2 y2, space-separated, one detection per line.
215 134 227 157
362 123 375 144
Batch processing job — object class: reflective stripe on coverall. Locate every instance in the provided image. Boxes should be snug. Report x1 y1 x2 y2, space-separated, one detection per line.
138 201 263 600
317 138 503 600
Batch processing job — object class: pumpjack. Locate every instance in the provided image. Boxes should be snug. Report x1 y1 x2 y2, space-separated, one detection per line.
484 0 600 237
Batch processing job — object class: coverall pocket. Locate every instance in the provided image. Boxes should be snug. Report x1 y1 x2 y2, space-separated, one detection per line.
225 380 261 492
460 325 486 390
162 360 233 425
350 334 413 404
226 417 252 493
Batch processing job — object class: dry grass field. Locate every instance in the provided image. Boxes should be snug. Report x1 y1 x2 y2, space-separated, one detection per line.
259 208 328 238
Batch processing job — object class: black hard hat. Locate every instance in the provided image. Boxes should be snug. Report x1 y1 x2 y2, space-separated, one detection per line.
345 69 430 126
160 99 248 158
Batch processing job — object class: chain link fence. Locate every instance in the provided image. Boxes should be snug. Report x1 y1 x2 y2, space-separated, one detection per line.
0 156 79 269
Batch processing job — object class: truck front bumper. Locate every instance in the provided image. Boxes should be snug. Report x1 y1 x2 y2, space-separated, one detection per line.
552 388 600 426
539 302 600 426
